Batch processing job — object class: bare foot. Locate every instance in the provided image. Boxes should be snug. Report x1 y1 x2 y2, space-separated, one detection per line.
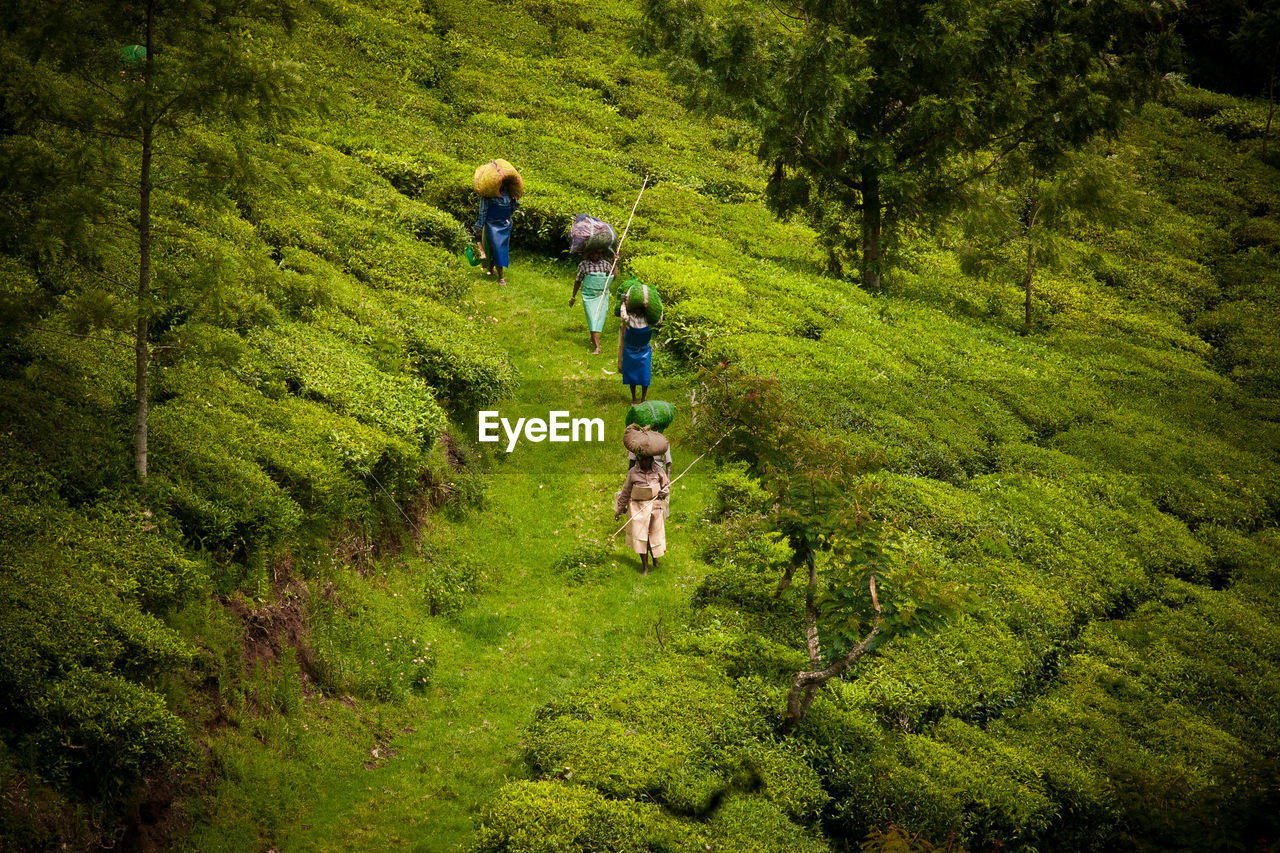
591 347 601 355
498 278 507 286
651 558 660 571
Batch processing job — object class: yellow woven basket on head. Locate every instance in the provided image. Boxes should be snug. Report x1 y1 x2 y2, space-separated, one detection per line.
473 159 524 199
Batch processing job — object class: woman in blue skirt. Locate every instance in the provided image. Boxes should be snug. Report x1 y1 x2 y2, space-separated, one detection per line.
475 183 518 285
618 299 653 404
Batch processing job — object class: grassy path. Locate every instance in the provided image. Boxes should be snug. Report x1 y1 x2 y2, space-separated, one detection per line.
274 257 712 851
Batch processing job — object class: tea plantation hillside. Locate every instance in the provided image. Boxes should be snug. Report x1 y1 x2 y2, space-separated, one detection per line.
1 0 1278 850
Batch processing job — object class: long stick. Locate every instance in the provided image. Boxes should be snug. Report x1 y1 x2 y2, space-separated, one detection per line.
610 432 728 539
609 176 649 279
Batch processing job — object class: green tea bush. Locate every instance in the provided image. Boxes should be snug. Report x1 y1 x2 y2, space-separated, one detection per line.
252 321 447 444
30 669 190 795
476 780 677 853
353 148 434 198
394 297 518 411
1204 104 1272 141
397 200 468 251
524 655 829 830
0 480 196 800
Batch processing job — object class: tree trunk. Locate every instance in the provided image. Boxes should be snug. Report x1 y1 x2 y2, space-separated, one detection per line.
1022 229 1035 334
781 575 882 734
803 552 820 666
1263 57 1275 160
1022 192 1040 336
860 167 882 291
782 623 882 734
134 1 154 481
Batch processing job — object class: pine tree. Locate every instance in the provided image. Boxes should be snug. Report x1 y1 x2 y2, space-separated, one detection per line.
641 0 1178 289
0 0 299 479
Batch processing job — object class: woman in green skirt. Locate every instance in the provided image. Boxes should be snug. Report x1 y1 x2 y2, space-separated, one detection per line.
569 249 613 354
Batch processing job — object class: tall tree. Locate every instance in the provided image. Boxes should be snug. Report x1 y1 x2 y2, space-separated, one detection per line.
957 148 1132 333
0 0 298 479
641 0 1178 289
1230 0 1280 158
696 365 957 733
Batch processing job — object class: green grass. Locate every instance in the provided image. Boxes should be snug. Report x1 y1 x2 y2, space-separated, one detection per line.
179 257 715 852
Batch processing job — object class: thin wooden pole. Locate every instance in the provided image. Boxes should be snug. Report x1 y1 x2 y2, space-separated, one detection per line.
609 176 649 280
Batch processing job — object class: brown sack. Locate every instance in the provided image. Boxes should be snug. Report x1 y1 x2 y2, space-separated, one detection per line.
473 159 525 199
623 424 669 457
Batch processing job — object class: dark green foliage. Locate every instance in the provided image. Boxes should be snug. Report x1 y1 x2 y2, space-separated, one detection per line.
0 0 519 831
0 0 1278 847
0 463 199 800
641 0 1179 287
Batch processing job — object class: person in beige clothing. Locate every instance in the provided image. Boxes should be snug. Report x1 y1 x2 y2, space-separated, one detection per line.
614 453 670 575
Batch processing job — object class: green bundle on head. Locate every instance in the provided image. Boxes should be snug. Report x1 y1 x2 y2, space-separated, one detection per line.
120 44 147 64
618 278 663 326
626 401 675 432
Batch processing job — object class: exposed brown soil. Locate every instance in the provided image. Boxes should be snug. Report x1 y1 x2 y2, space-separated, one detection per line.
224 578 320 685
439 431 466 470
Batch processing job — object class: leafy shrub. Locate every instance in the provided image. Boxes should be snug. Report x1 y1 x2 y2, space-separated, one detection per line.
308 598 435 701
252 321 447 445
394 297 518 411
353 148 434 197
476 780 676 853
550 540 612 583
28 669 190 795
1204 104 1271 141
397 199 468 251
0 477 195 800
423 549 486 617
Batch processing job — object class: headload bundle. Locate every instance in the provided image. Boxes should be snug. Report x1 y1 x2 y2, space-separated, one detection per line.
626 401 675 432
569 214 617 255
473 159 524 199
619 278 663 326
623 424 669 457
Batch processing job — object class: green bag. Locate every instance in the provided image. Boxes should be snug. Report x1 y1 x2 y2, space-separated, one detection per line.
464 245 481 266
626 401 675 432
120 44 147 65
617 278 664 326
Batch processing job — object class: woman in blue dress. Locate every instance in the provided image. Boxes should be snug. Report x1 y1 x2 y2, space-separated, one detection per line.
618 299 653 404
475 183 518 285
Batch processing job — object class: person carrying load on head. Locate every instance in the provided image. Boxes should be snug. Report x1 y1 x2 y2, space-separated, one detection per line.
628 445 671 478
568 214 618 355
570 248 613 355
473 159 523 286
614 450 670 575
626 400 675 477
617 281 662 405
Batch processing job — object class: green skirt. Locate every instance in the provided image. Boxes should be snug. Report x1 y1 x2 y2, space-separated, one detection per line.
581 271 613 333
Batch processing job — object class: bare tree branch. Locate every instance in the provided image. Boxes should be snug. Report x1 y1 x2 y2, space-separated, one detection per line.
783 573 882 733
